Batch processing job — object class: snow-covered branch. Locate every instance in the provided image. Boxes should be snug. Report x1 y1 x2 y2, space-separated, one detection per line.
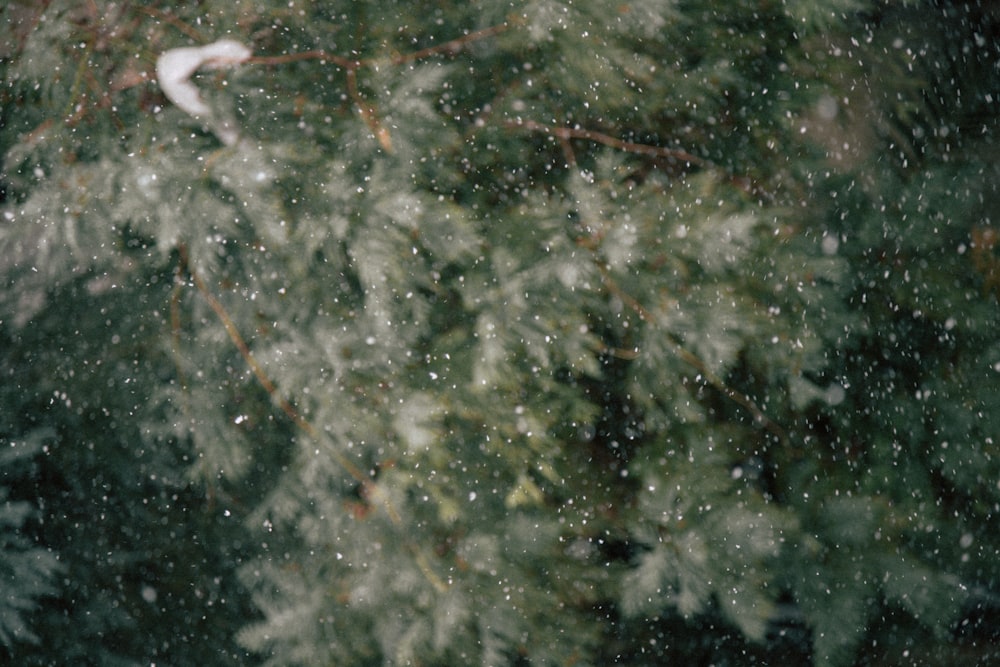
156 39 251 144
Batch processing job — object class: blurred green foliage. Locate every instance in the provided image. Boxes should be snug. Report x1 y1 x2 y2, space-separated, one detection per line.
2 0 999 664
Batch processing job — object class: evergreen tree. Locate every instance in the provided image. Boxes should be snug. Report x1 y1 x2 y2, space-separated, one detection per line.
2 1 998 665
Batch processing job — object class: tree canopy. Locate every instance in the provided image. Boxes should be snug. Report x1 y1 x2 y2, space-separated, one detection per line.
2 1 999 665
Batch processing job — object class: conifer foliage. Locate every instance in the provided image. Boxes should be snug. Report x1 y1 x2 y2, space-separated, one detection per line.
2 1 999 665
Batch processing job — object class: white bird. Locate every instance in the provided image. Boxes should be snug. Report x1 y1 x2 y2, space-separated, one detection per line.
156 39 252 145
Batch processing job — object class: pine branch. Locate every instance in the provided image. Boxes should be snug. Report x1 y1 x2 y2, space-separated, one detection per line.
174 249 451 602
175 246 374 490
173 251 457 594
596 263 789 446
540 119 784 444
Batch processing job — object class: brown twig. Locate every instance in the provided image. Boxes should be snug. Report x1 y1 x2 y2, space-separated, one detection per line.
346 67 393 152
248 51 391 149
389 22 511 65
169 249 464 593
248 22 511 153
6 0 52 59
555 118 579 168
249 50 356 68
511 114 778 439
507 119 707 166
251 51 393 150
248 22 510 69
175 246 381 492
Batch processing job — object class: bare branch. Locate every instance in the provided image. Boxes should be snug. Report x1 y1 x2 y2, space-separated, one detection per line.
508 119 707 166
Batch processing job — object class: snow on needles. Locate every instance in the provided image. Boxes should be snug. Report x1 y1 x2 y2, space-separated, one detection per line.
156 39 252 145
